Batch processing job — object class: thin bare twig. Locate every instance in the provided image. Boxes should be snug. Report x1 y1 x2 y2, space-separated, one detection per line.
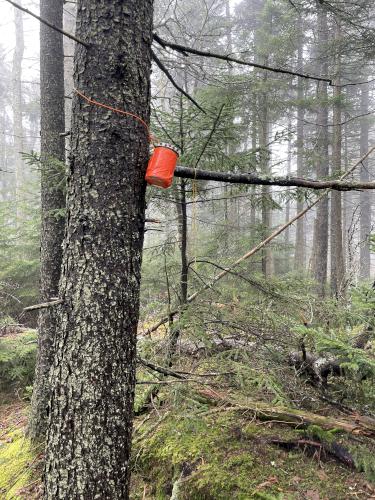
4 0 88 47
151 50 206 114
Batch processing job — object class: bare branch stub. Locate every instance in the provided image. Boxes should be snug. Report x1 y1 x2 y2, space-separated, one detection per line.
24 299 63 313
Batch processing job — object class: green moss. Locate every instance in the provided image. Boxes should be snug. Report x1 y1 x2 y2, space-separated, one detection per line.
301 425 342 443
132 409 369 500
0 429 37 499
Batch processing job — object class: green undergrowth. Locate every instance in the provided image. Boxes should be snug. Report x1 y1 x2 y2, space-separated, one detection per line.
0 330 37 397
131 408 372 499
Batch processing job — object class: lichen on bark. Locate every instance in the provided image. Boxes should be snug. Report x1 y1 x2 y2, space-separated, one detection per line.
44 1 153 498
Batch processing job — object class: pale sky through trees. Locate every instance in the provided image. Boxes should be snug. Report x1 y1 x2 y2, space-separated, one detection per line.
0 2 39 80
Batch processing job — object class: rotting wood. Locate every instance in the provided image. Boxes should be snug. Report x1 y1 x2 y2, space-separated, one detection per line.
270 438 356 468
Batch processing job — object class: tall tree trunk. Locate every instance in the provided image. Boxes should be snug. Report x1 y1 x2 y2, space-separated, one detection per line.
330 22 345 298
359 81 371 280
260 83 273 277
44 2 153 498
176 180 188 304
311 4 329 297
294 18 305 270
250 100 257 232
0 109 6 201
284 117 292 273
28 0 66 440
12 2 24 217
257 4 273 277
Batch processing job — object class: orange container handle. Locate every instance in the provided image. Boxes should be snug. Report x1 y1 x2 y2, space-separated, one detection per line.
145 143 180 189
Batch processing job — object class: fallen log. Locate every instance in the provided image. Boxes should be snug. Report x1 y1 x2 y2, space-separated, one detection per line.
289 324 374 385
288 351 343 386
197 389 375 438
271 438 356 469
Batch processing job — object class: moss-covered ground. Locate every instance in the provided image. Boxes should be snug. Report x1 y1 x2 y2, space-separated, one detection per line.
0 327 374 499
130 399 375 499
0 403 42 499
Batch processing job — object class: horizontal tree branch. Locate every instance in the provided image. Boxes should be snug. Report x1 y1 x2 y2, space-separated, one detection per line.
174 165 375 191
153 33 332 85
4 0 88 47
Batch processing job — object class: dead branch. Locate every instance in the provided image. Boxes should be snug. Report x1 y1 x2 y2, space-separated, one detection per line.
136 379 197 385
151 50 206 113
193 104 225 168
137 356 187 380
153 33 332 85
4 0 88 47
175 165 375 191
23 299 63 312
145 218 161 224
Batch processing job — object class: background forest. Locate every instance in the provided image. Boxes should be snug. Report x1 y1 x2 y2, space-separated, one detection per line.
1 0 375 498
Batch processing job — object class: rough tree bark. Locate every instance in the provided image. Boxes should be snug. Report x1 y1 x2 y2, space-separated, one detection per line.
44 1 153 498
359 81 371 280
311 3 329 296
28 0 66 440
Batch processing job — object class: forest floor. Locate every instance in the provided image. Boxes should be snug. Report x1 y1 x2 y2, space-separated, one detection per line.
0 323 375 499
1 397 374 500
0 402 42 499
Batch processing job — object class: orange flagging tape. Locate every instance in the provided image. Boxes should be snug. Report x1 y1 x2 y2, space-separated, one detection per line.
74 88 153 142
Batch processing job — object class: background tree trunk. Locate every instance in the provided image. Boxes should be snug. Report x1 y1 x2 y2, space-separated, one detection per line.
359 81 371 280
294 17 305 271
12 2 24 217
311 4 329 296
260 82 273 277
284 116 292 272
44 1 153 498
330 21 345 298
28 0 66 440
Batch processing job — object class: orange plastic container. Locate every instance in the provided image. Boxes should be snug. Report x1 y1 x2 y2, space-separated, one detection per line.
145 143 180 189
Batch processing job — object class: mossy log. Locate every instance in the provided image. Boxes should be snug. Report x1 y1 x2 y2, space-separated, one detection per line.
198 389 375 438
